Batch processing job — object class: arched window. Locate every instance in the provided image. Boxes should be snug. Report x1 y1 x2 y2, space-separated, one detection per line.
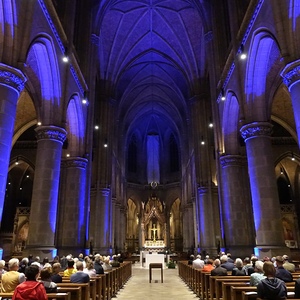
277 177 293 204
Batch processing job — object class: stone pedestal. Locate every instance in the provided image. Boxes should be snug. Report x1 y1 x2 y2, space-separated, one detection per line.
26 126 66 259
0 64 26 226
240 122 286 250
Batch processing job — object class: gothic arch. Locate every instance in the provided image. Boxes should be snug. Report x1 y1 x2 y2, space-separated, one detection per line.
245 30 281 121
222 91 240 154
25 35 62 125
65 94 87 156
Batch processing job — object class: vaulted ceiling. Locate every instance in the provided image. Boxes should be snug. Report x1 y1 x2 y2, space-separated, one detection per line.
93 0 210 141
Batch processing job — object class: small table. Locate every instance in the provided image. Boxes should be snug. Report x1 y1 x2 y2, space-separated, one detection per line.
149 263 163 283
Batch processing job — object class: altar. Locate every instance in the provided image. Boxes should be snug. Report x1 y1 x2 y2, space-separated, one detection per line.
144 252 165 268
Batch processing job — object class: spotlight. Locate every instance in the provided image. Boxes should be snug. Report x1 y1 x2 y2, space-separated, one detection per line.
94 125 99 130
221 89 226 101
82 91 88 105
201 136 205 145
15 157 19 165
209 117 213 128
37 121 42 126
291 152 295 161
240 44 247 60
104 139 108 148
62 47 69 63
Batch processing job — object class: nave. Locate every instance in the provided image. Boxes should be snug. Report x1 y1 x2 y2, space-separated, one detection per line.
115 263 197 300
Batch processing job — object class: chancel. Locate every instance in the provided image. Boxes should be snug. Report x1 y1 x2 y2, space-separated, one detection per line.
0 0 299 268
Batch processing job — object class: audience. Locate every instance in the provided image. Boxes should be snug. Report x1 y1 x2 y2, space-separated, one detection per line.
40 267 57 293
250 260 266 286
202 259 214 272
220 255 234 271
94 255 104 274
242 257 254 275
257 261 287 300
70 261 90 283
51 262 62 283
12 265 47 300
0 258 25 293
0 259 6 279
192 254 204 269
63 259 77 277
84 259 97 277
275 256 293 282
232 258 246 275
102 256 112 271
211 259 227 276
282 255 295 273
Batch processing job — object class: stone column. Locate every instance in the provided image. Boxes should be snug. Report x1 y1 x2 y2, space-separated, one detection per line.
281 60 300 147
90 187 112 254
0 64 26 225
219 155 255 257
240 122 286 256
182 203 194 252
26 126 66 258
197 187 218 255
57 157 88 255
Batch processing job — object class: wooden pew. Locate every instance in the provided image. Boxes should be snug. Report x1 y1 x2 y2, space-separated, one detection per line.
215 277 250 300
56 286 81 300
57 282 89 300
0 292 71 300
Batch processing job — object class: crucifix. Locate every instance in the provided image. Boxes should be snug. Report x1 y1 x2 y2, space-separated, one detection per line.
151 224 158 242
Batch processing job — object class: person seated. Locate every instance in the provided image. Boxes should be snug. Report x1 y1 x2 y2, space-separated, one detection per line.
220 255 234 271
257 261 287 299
70 261 90 283
51 262 62 283
188 254 194 265
40 267 57 293
102 256 112 271
83 259 96 277
94 255 104 275
282 255 295 273
12 265 47 300
63 259 77 277
232 258 246 275
1 258 25 292
242 257 254 275
275 256 293 282
211 259 227 276
250 260 266 286
18 258 28 274
226 253 234 263
192 255 204 269
0 259 7 279
202 259 214 272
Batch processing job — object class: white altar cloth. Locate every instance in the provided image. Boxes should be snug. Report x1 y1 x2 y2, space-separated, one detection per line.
145 253 165 269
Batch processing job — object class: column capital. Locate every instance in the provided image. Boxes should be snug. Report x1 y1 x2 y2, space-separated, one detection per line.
61 157 88 169
220 154 247 168
35 125 67 144
0 63 26 93
281 59 300 89
240 122 273 142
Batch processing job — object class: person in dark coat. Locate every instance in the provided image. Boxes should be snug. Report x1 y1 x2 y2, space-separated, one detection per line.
211 259 227 276
275 256 293 282
70 261 89 283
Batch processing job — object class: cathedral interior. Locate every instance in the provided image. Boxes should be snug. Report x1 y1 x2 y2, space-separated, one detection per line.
0 0 300 261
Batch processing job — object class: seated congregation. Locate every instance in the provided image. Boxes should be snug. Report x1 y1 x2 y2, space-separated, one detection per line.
0 252 129 300
182 252 300 300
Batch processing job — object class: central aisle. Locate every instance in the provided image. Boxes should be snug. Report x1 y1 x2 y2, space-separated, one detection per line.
116 263 198 300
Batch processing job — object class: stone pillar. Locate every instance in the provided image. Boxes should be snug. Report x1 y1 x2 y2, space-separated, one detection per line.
26 126 66 258
281 60 300 147
219 155 255 257
240 122 286 256
197 187 218 255
182 203 194 252
0 64 26 225
90 187 112 254
57 157 88 255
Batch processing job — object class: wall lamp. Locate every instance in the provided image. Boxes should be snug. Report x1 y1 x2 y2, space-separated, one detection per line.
291 152 295 161
201 136 205 145
104 138 108 148
240 44 247 60
209 117 213 128
62 47 69 63
221 89 226 101
82 91 88 105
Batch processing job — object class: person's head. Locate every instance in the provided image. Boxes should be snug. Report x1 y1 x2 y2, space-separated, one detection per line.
21 257 29 265
206 259 214 265
35 256 40 262
67 260 75 268
227 253 232 258
0 260 5 270
25 265 40 281
282 255 289 262
94 255 101 263
52 263 61 274
220 255 228 263
263 261 276 277
8 258 19 271
235 258 243 268
79 253 83 259
244 257 250 264
42 257 49 264
255 261 264 273
40 267 52 281
196 254 201 259
75 261 84 271
275 256 284 266
214 259 221 267
86 260 94 270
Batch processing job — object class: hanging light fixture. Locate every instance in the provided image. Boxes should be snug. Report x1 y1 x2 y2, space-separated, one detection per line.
221 89 226 101
240 44 247 60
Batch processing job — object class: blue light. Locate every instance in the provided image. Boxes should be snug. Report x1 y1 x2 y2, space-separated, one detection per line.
52 248 57 258
289 1 300 31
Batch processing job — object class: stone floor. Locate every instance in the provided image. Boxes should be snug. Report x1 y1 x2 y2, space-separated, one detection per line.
115 263 198 299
